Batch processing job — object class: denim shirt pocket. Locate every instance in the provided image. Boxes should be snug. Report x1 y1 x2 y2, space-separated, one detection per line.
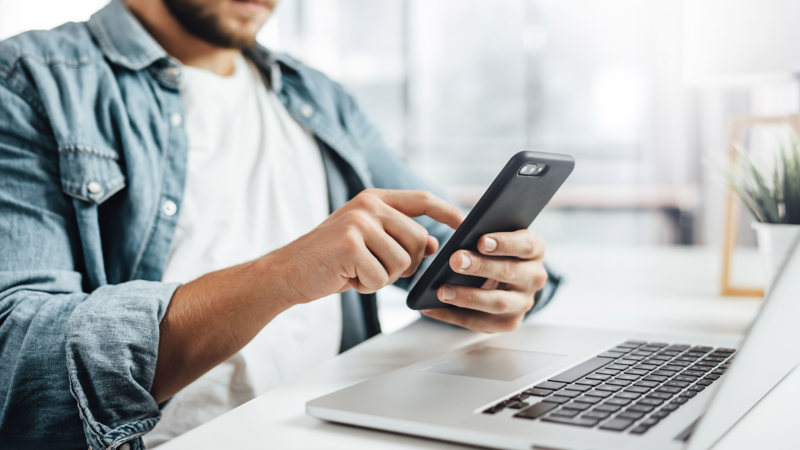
58 144 126 204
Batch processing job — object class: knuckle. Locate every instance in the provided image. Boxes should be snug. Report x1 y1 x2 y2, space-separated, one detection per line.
377 271 391 287
342 227 363 250
397 251 413 271
493 297 511 314
500 262 516 281
354 191 381 211
535 269 549 290
344 209 371 226
413 224 429 246
463 288 479 308
417 190 434 203
526 240 537 258
495 315 520 333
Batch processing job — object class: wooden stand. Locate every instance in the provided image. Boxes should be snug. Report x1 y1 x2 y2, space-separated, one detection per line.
720 114 800 296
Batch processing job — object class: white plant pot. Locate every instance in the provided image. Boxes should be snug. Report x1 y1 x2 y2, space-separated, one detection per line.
751 222 800 290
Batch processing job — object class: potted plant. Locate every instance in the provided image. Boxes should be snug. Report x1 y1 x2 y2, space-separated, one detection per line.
726 136 800 286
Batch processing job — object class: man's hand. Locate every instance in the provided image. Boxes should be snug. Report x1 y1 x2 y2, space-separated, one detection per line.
421 229 547 333
269 189 466 305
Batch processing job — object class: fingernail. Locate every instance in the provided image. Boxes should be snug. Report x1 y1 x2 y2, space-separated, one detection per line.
440 287 455 301
484 237 497 252
459 254 471 271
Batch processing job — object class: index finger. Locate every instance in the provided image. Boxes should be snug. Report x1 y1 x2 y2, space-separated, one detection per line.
368 189 465 229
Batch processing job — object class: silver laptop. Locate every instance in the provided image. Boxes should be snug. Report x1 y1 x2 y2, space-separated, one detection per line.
307 234 800 450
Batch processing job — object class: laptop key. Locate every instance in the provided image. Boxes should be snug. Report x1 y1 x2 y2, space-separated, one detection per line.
514 401 558 419
550 407 580 418
599 418 634 432
652 409 671 419
542 395 571 404
585 389 613 398
641 417 660 427
616 374 641 381
647 392 673 400
595 384 622 392
617 410 645 420
549 357 614 383
605 397 632 406
562 401 591 411
691 346 713 353
586 373 612 381
655 386 681 395
627 403 654 413
625 386 650 394
563 383 591 393
630 425 650 434
574 395 602 405
598 351 627 359
582 411 611 420
534 381 567 391
615 391 642 400
507 401 530 410
593 403 622 413
541 415 599 427
525 387 553 397
638 398 664 407
555 389 581 398
642 375 668 382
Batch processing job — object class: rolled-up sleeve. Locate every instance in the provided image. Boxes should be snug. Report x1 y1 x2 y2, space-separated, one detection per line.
0 80 174 449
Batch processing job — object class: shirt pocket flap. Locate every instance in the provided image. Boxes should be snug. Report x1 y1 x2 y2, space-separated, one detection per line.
59 147 126 205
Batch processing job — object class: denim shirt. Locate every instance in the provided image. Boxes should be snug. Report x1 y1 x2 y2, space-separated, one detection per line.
0 2 558 449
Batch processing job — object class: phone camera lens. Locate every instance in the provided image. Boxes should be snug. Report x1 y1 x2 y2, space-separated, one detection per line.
519 163 547 176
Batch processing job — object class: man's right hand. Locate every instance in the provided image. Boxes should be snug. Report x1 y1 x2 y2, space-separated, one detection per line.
152 188 463 403
267 189 465 305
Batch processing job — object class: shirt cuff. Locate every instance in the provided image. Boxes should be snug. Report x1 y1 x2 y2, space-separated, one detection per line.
65 280 179 450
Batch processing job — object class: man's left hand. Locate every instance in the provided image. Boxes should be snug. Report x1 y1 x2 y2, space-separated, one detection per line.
421 229 547 333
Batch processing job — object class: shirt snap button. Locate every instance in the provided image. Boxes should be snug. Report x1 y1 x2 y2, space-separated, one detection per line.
162 200 178 216
118 443 131 450
165 66 181 81
169 113 183 127
86 181 103 195
299 104 314 118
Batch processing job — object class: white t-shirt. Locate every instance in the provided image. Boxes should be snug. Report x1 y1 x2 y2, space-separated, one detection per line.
145 56 342 446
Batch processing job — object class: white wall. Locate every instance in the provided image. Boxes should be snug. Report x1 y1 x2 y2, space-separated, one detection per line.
0 0 107 39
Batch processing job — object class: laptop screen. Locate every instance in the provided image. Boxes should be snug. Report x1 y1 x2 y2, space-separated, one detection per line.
686 232 800 449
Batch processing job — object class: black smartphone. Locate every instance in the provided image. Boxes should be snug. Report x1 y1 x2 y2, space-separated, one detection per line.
406 151 574 310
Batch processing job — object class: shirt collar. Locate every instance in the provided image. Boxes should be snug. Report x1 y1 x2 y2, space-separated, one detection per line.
87 0 168 71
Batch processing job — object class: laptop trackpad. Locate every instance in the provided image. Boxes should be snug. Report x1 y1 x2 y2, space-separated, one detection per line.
426 347 565 381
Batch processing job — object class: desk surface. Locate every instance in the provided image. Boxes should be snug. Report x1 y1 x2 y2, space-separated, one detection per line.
159 245 796 449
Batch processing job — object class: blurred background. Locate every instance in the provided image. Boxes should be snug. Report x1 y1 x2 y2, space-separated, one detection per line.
1 0 798 249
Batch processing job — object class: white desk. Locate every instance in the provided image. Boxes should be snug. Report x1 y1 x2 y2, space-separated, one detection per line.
159 245 797 449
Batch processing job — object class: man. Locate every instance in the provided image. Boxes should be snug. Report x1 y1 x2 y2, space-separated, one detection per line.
0 0 555 448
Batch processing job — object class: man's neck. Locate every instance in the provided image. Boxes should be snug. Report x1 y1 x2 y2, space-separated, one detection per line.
126 0 240 76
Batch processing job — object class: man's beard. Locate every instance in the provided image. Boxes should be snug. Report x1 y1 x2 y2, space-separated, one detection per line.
163 0 258 49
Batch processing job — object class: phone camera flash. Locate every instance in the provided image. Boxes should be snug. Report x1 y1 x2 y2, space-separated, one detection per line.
519 163 547 176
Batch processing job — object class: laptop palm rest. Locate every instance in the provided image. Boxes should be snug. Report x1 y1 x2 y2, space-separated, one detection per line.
426 347 566 382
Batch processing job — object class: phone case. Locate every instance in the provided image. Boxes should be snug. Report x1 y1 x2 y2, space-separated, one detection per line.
406 151 574 310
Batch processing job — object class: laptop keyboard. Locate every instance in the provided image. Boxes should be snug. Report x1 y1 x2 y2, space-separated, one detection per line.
482 340 735 435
